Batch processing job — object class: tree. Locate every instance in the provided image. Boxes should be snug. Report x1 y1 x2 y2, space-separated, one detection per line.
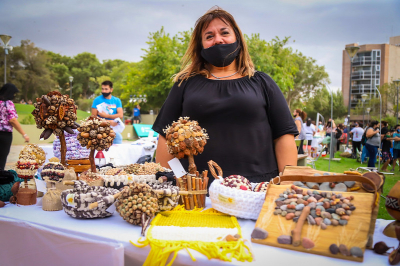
246 35 298 100
0 40 55 100
304 88 347 121
246 34 329 109
119 28 191 110
70 52 106 99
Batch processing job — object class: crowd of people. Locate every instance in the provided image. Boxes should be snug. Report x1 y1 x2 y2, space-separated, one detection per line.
294 107 400 171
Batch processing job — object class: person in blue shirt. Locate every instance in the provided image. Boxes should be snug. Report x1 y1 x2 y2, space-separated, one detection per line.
91 80 123 144
132 105 141 124
389 124 400 171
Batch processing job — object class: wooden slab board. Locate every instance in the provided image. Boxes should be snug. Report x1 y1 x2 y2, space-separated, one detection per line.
67 159 90 165
252 184 374 262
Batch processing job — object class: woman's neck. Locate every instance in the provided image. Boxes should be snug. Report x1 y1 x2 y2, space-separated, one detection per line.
207 60 242 79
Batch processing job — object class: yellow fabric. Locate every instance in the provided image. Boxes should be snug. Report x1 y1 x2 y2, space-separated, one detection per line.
130 206 253 266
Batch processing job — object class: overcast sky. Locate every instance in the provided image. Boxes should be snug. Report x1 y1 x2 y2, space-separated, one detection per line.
1 0 399 90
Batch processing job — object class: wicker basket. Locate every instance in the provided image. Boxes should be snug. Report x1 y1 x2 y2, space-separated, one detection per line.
208 161 267 220
61 180 120 219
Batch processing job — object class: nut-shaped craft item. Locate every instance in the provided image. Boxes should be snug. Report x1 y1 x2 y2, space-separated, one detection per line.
77 116 116 172
222 175 252 191
124 162 166 175
32 91 78 136
116 182 159 236
32 91 79 166
18 144 46 166
164 117 209 174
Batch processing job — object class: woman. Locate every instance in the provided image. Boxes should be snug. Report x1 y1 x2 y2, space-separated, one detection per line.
152 7 298 183
335 123 344 152
0 84 29 169
365 120 380 168
303 118 315 157
293 109 306 154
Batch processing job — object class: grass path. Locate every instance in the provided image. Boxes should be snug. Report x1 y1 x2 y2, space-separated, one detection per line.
314 152 399 220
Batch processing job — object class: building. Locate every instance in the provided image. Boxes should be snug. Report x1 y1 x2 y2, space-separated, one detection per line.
342 36 400 118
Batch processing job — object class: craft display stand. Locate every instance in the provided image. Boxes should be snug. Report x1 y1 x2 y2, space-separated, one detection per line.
252 174 378 262
67 159 91 175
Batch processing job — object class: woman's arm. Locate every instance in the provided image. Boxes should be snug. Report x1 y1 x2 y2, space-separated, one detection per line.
366 128 378 138
274 134 297 173
9 118 29 142
155 135 174 169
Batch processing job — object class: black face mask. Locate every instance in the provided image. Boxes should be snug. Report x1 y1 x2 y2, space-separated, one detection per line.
102 92 111 98
201 41 241 67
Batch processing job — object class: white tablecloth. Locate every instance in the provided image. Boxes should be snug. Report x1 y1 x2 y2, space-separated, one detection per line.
0 199 396 266
40 144 146 166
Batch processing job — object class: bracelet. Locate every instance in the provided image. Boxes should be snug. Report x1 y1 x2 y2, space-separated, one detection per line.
23 134 28 137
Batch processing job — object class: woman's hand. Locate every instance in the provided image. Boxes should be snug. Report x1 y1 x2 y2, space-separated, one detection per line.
23 134 29 143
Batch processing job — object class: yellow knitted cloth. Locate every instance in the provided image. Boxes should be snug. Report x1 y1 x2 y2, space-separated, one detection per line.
131 206 253 266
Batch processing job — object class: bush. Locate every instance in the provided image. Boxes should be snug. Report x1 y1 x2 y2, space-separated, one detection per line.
20 114 35 125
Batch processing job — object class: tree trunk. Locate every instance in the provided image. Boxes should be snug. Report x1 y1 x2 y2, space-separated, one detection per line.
187 154 196 175
89 149 96 173
60 131 67 166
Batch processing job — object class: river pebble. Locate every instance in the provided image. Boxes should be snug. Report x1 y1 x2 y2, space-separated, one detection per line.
350 247 363 258
302 237 315 249
329 244 339 254
277 235 292 244
251 227 268 240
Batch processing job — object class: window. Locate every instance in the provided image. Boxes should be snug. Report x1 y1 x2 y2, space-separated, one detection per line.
376 65 380 71
376 79 380 85
377 50 381 56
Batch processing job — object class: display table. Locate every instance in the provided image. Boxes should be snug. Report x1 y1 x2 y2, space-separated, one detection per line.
0 199 396 266
40 144 146 166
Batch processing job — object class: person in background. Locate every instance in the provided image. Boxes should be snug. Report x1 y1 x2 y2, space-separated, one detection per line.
91 80 123 144
19 99 25 104
324 118 336 137
0 84 30 170
350 122 364 159
380 121 392 171
27 99 32 105
335 124 345 152
318 121 324 132
132 105 141 124
303 117 315 157
365 120 380 168
389 124 400 171
293 109 306 154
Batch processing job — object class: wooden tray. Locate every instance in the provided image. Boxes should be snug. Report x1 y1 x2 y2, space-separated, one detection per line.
252 175 377 262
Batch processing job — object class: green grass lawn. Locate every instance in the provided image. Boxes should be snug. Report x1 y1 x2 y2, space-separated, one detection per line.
15 103 90 124
314 152 399 220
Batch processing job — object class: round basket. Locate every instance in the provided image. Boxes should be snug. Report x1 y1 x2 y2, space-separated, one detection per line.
61 180 120 219
208 161 267 220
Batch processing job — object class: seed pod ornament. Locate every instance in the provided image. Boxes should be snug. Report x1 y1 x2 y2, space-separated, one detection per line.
32 91 79 165
77 116 116 173
164 117 209 174
115 183 159 235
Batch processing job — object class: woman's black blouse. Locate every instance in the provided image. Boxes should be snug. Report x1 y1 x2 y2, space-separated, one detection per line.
152 71 298 183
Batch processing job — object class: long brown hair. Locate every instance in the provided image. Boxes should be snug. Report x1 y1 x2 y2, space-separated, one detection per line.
173 7 255 83
295 109 307 121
